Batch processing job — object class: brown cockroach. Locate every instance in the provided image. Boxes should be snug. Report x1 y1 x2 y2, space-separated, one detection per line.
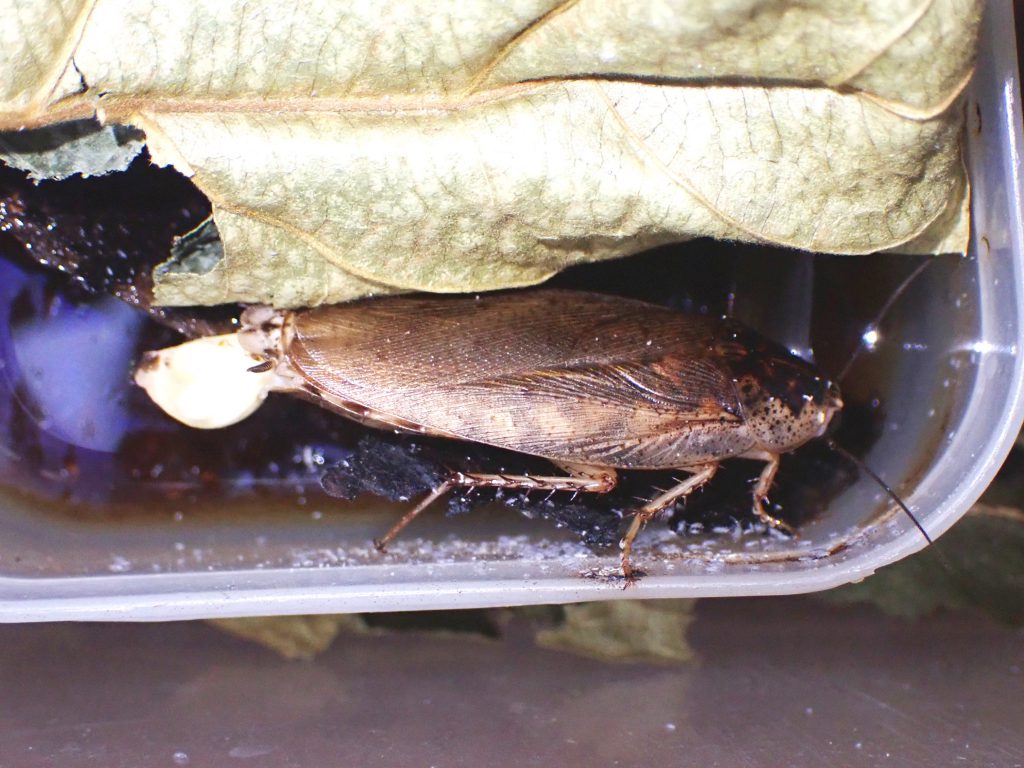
237 289 860 580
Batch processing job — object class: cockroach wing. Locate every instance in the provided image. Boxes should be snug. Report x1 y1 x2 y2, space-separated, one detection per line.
414 359 748 468
287 290 749 468
291 290 723 379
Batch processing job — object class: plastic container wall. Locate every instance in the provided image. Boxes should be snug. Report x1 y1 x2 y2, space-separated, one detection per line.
0 0 1021 620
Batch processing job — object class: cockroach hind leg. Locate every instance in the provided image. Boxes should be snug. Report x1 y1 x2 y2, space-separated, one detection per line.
619 463 719 585
374 464 618 552
374 481 454 551
552 462 618 494
448 463 618 495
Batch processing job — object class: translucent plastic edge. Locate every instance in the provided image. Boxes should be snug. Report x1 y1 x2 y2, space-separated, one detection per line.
1 0 1022 621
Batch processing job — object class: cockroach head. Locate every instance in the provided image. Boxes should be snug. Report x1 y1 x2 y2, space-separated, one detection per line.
739 366 842 454
238 305 292 362
724 327 843 454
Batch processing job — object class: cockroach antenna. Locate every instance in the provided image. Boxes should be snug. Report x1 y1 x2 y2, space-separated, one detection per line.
825 437 932 545
826 257 938 546
836 258 935 385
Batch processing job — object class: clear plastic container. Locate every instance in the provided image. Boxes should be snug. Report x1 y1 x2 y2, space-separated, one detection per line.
0 0 1021 621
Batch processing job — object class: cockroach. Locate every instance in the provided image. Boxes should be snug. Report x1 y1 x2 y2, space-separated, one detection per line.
230 287 920 581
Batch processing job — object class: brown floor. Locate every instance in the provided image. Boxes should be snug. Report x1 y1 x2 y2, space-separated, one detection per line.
0 598 1021 768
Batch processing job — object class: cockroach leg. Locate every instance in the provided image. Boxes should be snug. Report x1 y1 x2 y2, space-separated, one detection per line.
620 463 718 582
374 480 455 551
750 453 795 534
451 463 618 494
552 462 619 493
374 464 618 552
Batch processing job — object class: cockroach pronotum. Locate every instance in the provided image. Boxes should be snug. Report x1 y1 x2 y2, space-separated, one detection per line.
136 283 932 582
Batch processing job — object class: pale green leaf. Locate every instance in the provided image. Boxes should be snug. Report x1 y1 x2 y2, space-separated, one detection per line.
0 0 981 306
209 614 369 661
819 505 1024 625
535 600 697 663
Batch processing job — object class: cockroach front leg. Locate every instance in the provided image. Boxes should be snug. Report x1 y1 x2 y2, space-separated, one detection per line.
620 463 718 582
751 453 795 534
373 463 618 551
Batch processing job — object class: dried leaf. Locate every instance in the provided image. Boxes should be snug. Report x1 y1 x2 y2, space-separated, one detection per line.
0 118 143 179
1 0 980 306
535 600 697 663
209 614 369 661
819 505 1024 625
209 609 501 659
